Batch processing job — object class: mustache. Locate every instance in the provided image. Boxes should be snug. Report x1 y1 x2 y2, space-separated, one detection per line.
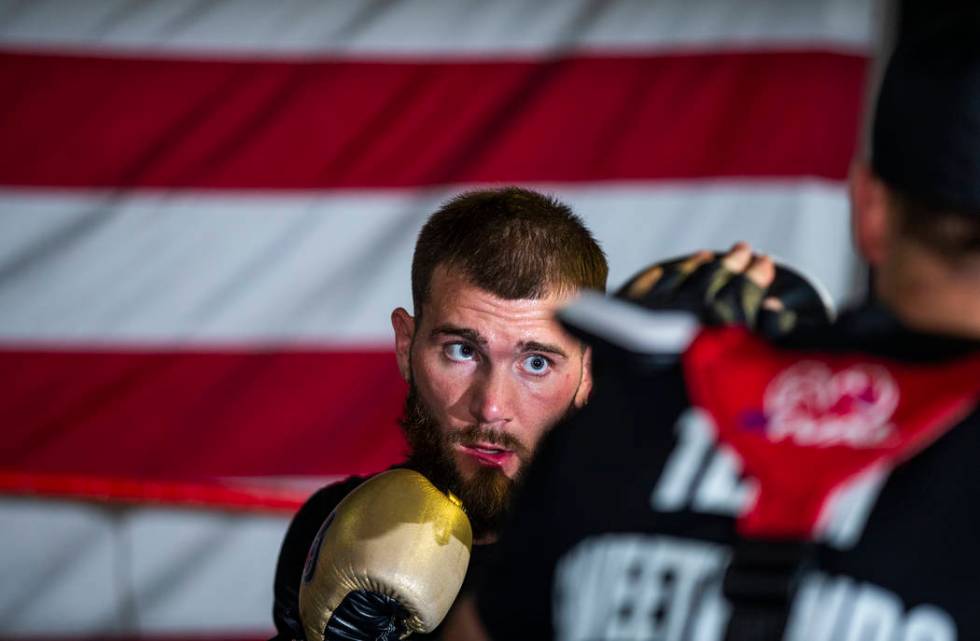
447 424 530 457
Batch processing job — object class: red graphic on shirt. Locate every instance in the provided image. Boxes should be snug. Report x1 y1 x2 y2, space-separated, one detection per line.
683 327 980 539
762 361 898 448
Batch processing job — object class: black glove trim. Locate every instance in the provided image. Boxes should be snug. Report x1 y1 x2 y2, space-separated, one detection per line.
324 590 409 641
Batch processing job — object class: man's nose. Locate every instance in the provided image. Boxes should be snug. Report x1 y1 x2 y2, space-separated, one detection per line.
468 365 513 425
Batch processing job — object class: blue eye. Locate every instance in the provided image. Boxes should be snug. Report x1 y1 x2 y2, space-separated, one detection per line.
445 343 477 362
522 354 551 375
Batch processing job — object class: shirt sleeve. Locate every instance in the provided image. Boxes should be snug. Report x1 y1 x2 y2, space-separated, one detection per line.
271 477 364 640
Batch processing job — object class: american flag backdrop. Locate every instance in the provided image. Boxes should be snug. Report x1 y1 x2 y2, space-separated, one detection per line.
0 1 877 639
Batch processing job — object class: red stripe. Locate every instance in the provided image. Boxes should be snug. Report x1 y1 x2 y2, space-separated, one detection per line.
0 471 309 513
0 349 408 480
0 49 867 188
1 636 267 641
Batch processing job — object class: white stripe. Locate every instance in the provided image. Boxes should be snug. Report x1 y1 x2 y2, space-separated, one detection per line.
0 181 861 346
0 0 877 58
0 497 285 635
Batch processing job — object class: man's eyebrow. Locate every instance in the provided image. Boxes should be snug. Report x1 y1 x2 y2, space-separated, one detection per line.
430 324 487 345
519 340 568 359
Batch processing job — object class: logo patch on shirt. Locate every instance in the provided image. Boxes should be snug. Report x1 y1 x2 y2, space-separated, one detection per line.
740 361 899 448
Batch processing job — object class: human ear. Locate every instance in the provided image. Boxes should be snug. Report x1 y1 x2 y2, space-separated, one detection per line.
391 307 416 383
574 346 593 408
849 160 891 267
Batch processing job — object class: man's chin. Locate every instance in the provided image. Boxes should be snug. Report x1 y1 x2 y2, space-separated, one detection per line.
399 385 526 539
455 466 514 538
401 448 511 539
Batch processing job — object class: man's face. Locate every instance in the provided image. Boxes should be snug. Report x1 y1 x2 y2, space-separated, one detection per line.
391 266 592 537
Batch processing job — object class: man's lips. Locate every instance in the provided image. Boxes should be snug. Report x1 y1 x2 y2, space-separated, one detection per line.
456 443 515 468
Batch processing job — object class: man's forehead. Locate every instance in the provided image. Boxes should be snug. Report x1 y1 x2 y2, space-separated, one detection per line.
426 267 574 315
428 264 573 302
422 266 578 342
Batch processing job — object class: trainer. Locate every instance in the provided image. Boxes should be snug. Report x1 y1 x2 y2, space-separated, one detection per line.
449 16 980 641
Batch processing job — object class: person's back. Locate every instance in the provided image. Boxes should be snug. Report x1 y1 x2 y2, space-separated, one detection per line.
476 304 980 640
449 14 980 641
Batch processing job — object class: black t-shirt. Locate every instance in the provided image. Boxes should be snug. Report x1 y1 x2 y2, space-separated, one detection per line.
271 468 498 641
476 305 980 641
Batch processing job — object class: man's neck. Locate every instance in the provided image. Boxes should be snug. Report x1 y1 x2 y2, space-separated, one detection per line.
878 243 980 339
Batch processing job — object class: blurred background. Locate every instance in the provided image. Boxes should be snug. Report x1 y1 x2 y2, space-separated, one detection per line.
0 1 886 639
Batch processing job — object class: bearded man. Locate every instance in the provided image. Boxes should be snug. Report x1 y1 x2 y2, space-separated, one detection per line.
270 187 608 641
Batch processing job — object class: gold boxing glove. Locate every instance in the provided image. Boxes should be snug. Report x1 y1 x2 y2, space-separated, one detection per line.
299 469 472 641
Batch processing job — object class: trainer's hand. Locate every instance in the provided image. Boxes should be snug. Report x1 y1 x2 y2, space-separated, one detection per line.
617 242 832 335
299 469 472 641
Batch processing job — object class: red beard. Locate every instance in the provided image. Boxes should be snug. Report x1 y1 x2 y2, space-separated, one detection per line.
399 385 529 539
